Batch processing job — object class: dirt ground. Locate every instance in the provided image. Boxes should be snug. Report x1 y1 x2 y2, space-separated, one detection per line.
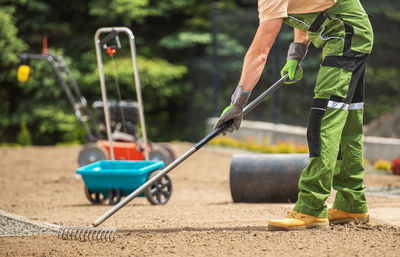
1 143 400 257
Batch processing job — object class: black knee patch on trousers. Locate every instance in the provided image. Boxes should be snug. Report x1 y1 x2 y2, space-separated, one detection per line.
307 99 329 158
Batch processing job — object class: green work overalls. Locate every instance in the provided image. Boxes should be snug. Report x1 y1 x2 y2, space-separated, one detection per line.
284 0 373 217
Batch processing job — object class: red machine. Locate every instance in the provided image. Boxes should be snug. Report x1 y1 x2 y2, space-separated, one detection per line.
17 33 175 167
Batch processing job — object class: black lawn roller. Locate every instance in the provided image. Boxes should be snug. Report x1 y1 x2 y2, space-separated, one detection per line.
230 153 309 203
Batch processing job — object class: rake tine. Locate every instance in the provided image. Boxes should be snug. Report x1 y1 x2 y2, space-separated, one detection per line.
110 229 116 241
85 229 89 241
82 229 88 242
72 228 78 240
93 229 98 241
63 228 66 238
69 228 74 239
103 230 107 241
75 228 80 240
98 229 103 241
64 227 69 239
65 228 70 239
89 228 95 241
85 229 90 241
66 228 70 239
65 227 70 240
104 229 112 241
105 229 109 240
78 228 84 241
107 229 113 241
57 227 63 239
94 229 99 241
62 228 67 239
107 230 111 241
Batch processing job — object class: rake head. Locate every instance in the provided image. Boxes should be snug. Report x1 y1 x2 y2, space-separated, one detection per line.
58 226 116 242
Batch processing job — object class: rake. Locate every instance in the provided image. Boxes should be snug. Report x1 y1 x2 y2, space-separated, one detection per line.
58 226 116 241
58 74 288 241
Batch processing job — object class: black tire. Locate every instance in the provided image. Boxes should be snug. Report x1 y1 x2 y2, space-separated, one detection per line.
149 144 173 166
159 143 176 163
78 142 108 167
84 186 107 204
144 171 172 205
108 188 123 205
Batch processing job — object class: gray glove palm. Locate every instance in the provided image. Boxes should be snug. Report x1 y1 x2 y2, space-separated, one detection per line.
214 85 251 135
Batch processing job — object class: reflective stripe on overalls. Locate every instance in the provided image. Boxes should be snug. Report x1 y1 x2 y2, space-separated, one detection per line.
284 0 373 217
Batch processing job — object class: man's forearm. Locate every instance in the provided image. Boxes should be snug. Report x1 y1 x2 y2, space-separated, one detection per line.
238 18 283 91
294 28 311 46
239 49 268 91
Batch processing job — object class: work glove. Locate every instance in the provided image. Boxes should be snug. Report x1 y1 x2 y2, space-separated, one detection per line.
281 42 308 84
213 85 251 135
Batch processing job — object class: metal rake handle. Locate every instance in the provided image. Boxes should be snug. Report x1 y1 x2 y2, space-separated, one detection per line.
92 74 288 227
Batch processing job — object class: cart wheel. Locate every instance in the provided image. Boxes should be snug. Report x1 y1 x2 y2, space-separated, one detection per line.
159 143 176 163
149 144 173 166
84 186 107 204
78 142 108 167
144 171 172 205
108 188 123 205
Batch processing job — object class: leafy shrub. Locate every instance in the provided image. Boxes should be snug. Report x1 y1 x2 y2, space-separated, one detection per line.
16 116 32 146
363 158 370 167
372 158 391 172
391 155 400 176
295 143 309 153
210 135 242 148
209 135 308 154
276 140 295 153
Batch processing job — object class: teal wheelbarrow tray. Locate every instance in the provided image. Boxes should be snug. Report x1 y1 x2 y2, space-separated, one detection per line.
76 160 172 205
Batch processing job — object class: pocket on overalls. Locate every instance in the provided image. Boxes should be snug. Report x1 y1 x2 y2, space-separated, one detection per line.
315 56 354 99
285 12 347 49
312 15 347 49
339 14 373 54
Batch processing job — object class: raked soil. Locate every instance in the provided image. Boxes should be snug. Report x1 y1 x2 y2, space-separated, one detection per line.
0 143 400 256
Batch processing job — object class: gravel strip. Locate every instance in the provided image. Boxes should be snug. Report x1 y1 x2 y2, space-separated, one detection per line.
0 215 56 236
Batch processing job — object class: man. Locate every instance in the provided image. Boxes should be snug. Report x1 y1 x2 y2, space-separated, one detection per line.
214 0 373 231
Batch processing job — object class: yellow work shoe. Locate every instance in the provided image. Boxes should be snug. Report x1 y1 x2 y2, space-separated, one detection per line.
268 211 329 231
328 207 369 224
